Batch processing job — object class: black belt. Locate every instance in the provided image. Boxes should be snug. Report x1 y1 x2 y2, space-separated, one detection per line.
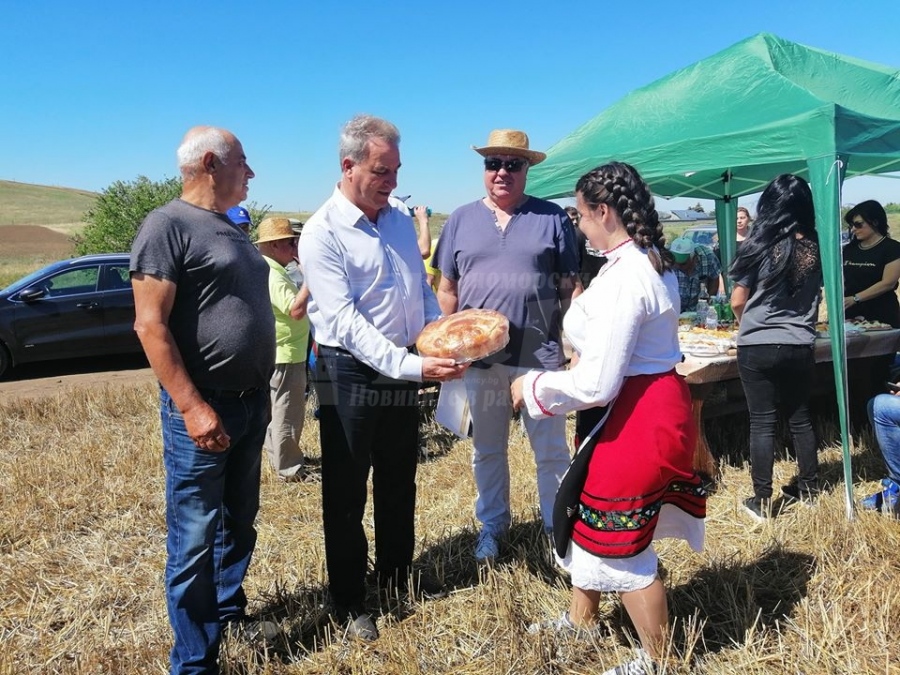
198 386 262 400
318 344 416 357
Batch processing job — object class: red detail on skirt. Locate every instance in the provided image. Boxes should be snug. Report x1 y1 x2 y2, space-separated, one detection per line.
571 371 706 558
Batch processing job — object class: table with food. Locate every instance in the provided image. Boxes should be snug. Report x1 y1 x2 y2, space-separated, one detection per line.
677 316 900 386
674 314 900 479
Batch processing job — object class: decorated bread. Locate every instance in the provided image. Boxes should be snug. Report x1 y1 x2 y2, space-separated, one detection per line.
416 308 510 363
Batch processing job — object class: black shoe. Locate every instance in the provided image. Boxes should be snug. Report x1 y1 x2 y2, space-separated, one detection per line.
742 496 771 522
781 483 819 507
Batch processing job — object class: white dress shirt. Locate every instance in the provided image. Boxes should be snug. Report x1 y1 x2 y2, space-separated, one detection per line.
522 242 683 418
298 186 441 382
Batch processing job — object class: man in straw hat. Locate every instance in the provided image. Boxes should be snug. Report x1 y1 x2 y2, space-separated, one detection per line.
298 114 467 641
256 217 312 482
130 126 278 672
433 129 581 564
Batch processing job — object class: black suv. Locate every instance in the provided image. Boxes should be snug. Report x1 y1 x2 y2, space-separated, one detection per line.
0 254 141 378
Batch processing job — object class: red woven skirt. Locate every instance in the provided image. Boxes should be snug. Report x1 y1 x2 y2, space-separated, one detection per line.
571 371 706 558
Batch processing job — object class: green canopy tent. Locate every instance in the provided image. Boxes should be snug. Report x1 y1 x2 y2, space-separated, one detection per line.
528 32 900 517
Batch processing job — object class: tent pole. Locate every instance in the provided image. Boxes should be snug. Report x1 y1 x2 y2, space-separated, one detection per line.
715 170 737 293
808 154 853 519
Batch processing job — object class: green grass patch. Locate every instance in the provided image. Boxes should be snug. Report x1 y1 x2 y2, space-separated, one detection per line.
0 258 52 289
0 180 97 227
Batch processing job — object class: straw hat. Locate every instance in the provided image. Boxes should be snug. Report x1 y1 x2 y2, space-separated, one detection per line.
472 129 546 166
256 217 297 244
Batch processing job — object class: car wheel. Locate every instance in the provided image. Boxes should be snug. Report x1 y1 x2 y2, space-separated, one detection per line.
0 342 10 379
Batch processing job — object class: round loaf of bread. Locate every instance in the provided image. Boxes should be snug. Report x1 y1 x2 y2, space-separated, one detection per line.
416 308 510 362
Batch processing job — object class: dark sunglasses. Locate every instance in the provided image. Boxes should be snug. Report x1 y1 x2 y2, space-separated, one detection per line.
850 219 867 229
484 157 527 173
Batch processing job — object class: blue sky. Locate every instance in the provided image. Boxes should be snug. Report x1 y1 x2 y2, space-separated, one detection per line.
3 0 900 215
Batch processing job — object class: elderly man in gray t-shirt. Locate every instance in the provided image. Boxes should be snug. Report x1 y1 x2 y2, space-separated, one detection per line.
434 129 580 563
130 126 275 674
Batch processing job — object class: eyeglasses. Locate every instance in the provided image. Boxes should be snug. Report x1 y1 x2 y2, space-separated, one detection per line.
850 219 867 229
484 157 527 173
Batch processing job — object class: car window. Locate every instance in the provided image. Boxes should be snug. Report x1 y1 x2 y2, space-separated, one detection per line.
102 264 132 291
43 267 100 297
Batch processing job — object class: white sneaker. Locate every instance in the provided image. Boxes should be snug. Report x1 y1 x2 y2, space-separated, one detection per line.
600 648 658 675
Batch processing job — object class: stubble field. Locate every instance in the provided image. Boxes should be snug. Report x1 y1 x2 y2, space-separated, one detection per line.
0 384 898 674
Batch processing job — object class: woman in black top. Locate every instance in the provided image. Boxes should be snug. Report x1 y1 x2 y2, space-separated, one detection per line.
843 200 900 328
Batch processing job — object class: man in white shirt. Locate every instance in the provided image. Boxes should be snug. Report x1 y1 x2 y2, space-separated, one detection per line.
298 114 466 642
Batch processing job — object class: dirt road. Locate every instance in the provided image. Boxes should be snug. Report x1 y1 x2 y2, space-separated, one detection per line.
0 355 156 403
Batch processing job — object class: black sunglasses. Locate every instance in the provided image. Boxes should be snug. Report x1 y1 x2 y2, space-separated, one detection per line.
850 218 867 229
484 157 527 173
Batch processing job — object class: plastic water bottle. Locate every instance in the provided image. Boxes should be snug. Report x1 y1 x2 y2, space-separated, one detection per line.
705 304 719 330
695 286 710 326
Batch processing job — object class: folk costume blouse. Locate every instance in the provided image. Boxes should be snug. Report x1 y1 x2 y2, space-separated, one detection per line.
521 241 705 563
521 240 683 415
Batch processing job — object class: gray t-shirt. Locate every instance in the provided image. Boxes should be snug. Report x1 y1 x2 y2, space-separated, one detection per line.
735 238 821 346
130 199 275 390
434 196 579 369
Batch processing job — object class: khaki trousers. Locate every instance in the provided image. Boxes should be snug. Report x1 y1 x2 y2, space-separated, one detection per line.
265 362 307 478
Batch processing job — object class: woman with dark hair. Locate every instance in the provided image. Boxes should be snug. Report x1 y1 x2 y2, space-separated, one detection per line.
730 174 822 519
736 206 753 247
512 162 706 675
842 199 900 327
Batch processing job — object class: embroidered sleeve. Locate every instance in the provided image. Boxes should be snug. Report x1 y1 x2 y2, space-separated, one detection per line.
523 372 553 419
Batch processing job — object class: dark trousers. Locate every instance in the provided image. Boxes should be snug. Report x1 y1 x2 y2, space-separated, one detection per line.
737 343 818 499
313 346 419 610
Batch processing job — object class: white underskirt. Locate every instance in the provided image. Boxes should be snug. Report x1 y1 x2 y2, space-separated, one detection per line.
558 504 705 592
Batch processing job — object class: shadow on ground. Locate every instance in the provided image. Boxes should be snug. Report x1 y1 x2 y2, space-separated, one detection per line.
668 545 815 658
3 352 149 382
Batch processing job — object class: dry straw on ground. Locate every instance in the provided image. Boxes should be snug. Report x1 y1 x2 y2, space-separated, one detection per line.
0 383 898 674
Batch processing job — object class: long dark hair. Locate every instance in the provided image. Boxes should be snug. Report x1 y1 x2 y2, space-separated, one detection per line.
575 161 672 274
729 174 818 290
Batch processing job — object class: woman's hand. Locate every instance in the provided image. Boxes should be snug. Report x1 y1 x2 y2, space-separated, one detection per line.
510 375 526 411
843 296 856 311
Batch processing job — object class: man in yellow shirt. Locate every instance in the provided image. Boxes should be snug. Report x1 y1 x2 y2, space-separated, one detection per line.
257 217 312 481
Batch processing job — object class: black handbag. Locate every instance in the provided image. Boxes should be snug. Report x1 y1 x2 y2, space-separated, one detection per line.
552 402 614 558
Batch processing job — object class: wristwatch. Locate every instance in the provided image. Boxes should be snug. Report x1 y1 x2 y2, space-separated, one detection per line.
853 294 861 304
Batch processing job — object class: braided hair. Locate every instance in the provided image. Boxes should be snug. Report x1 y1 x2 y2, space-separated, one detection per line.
575 162 672 275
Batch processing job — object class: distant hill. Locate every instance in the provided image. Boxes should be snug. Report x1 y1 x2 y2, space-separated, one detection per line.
0 180 97 231
0 179 453 239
